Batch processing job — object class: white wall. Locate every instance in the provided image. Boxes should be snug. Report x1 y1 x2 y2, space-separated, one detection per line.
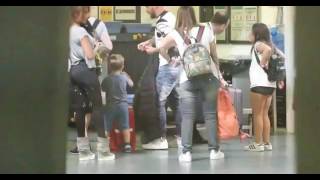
284 6 295 133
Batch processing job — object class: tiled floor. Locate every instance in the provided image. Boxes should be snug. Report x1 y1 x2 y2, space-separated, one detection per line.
66 129 296 174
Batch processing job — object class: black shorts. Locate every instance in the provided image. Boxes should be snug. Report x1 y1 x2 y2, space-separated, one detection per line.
251 86 275 96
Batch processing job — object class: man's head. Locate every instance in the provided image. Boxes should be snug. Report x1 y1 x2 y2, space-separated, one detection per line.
145 6 166 19
109 54 125 72
210 11 230 35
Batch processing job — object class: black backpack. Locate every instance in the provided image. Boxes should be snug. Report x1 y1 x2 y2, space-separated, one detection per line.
253 46 286 82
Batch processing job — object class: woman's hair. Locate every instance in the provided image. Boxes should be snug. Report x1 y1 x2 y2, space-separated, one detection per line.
70 6 90 24
251 23 272 47
211 11 229 25
175 6 198 35
109 54 125 72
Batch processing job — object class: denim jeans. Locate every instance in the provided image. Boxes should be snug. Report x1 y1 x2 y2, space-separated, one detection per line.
177 74 220 153
104 103 129 132
156 64 182 137
70 61 104 138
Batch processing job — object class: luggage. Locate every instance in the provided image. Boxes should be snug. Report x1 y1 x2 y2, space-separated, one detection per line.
227 87 243 128
217 88 240 140
109 106 136 152
133 56 162 143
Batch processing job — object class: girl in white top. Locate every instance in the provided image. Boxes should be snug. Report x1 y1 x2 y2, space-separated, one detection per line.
144 6 226 163
245 23 285 152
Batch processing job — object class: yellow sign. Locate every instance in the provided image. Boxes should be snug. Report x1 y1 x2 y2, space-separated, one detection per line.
99 6 113 21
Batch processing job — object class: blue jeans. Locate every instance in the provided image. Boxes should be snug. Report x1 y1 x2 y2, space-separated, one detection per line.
156 64 182 137
104 103 129 132
177 74 220 153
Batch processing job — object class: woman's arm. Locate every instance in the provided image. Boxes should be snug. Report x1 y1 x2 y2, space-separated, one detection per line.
100 31 113 51
256 42 272 68
80 36 95 60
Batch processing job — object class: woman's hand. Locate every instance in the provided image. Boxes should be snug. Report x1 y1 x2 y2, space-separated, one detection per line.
278 81 285 89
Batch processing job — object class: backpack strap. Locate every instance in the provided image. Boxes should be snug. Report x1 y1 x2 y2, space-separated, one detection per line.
82 18 101 40
92 19 100 30
196 25 205 43
252 44 269 74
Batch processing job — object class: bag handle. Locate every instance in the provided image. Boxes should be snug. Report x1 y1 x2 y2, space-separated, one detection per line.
196 25 205 43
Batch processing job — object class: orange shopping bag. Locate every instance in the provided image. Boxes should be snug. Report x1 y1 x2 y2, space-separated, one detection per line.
217 88 240 140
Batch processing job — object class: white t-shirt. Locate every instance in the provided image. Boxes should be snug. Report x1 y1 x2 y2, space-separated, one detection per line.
155 11 176 67
249 42 277 88
69 24 95 69
88 17 113 50
204 22 217 44
168 26 219 84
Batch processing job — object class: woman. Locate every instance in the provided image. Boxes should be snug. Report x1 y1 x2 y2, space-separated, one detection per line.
69 6 115 161
245 23 285 152
144 6 226 162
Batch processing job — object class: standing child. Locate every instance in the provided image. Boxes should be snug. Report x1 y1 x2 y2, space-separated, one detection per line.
101 54 134 153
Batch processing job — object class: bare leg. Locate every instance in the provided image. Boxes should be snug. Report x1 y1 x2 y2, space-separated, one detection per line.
122 129 131 144
85 113 91 137
250 92 267 144
263 95 273 144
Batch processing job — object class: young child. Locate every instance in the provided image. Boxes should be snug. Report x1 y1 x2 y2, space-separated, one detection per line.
101 54 134 153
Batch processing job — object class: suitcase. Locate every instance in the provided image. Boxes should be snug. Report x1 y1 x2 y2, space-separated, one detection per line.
227 87 243 129
109 106 136 152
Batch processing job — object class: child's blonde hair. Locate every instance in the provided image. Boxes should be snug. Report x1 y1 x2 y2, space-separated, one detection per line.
109 54 125 72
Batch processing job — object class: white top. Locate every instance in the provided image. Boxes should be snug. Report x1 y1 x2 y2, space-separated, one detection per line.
168 26 219 84
88 17 113 50
155 11 176 67
249 42 277 88
203 22 217 44
69 24 95 69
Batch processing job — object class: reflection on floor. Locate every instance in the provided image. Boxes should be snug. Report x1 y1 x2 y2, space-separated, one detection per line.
66 129 296 174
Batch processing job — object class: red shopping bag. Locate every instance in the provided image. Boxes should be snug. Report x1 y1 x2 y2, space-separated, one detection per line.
217 88 240 140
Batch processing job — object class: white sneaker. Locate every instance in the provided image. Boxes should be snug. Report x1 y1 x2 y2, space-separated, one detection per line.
142 138 169 150
210 150 225 160
179 151 192 162
264 143 273 151
244 142 265 152
79 150 95 161
97 151 115 161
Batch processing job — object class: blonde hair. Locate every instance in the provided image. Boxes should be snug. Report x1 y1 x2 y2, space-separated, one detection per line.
109 54 125 72
175 6 198 36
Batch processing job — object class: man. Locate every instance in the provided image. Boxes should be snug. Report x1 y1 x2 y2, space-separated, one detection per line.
206 11 230 69
70 6 113 154
137 6 181 150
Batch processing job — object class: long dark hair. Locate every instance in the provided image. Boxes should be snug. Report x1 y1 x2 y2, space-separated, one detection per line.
175 6 198 36
251 23 272 47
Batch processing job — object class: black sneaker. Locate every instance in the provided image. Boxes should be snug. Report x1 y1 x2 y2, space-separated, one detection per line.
70 146 79 154
123 144 132 153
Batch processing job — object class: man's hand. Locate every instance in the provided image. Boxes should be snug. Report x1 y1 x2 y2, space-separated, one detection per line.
144 45 158 55
137 40 151 51
220 78 229 89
